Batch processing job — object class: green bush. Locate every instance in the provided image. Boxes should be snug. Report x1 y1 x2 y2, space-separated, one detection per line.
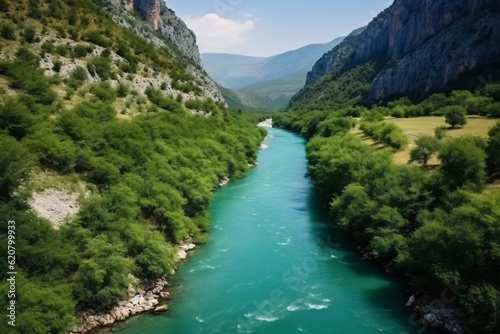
72 44 91 58
0 135 33 200
83 30 110 47
2 48 56 105
145 87 184 113
0 0 9 12
67 66 87 89
22 26 36 43
87 56 112 80
52 60 62 72
55 44 70 56
116 82 129 98
0 25 15 40
90 82 116 103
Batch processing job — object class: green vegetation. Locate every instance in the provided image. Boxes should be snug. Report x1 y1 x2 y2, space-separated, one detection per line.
0 53 264 332
445 106 468 128
0 1 266 333
359 121 408 150
274 83 500 333
409 136 441 165
289 62 376 111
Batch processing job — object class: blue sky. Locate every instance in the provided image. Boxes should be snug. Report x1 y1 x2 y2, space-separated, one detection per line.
164 0 393 57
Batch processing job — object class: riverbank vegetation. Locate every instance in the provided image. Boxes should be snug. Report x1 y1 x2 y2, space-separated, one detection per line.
274 83 500 333
0 1 266 333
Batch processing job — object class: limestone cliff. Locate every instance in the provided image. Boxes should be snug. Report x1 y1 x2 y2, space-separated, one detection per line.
105 0 223 103
108 0 201 66
303 0 500 103
133 0 160 30
158 2 202 66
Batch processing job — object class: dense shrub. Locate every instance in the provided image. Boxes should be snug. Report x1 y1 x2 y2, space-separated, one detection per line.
67 66 88 89
87 56 112 80
0 24 15 40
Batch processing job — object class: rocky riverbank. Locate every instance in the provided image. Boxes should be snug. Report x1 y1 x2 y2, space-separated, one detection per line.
404 288 466 334
356 246 466 334
68 242 197 334
257 118 273 128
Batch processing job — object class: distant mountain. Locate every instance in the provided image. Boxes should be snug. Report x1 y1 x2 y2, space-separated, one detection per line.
290 0 500 110
217 85 277 111
201 37 345 109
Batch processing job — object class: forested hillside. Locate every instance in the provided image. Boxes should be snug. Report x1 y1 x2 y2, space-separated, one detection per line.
0 0 265 333
276 1 500 332
275 83 500 334
290 0 500 111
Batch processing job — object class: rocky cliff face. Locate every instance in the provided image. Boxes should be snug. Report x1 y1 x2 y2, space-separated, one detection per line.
158 2 202 66
105 0 223 103
305 0 500 102
108 0 201 67
133 0 160 30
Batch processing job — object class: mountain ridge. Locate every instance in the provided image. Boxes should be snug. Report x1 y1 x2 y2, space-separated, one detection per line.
202 37 345 109
294 0 500 110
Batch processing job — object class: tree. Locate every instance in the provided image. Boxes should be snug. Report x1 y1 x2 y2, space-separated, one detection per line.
435 126 446 139
445 106 467 128
486 121 500 176
409 136 441 165
438 136 487 190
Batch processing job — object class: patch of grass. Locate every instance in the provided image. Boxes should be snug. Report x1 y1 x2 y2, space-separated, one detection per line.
352 116 498 165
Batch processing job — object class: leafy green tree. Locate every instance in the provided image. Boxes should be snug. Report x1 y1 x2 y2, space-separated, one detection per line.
409 136 441 165
445 106 467 128
462 284 500 334
438 136 487 190
486 121 500 176
316 117 354 137
330 183 378 241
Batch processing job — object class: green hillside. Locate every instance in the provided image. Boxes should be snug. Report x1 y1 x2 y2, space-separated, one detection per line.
0 1 265 333
216 84 277 111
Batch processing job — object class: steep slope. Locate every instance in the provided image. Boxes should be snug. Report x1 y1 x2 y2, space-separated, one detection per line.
106 0 222 102
0 1 265 333
291 0 500 110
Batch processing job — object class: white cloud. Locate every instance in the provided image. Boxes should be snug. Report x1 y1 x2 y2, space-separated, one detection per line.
185 13 255 51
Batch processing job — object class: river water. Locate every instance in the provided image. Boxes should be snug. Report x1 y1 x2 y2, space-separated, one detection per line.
111 128 430 334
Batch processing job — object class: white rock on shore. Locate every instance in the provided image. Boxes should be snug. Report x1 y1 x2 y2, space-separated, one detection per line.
69 278 170 333
257 118 273 128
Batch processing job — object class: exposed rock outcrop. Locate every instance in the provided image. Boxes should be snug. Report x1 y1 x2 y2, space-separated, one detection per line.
158 2 202 66
134 0 160 30
304 0 500 102
104 0 224 104
69 278 170 334
405 290 467 334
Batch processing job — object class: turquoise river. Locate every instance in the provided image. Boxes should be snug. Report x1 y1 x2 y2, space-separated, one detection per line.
110 128 435 334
